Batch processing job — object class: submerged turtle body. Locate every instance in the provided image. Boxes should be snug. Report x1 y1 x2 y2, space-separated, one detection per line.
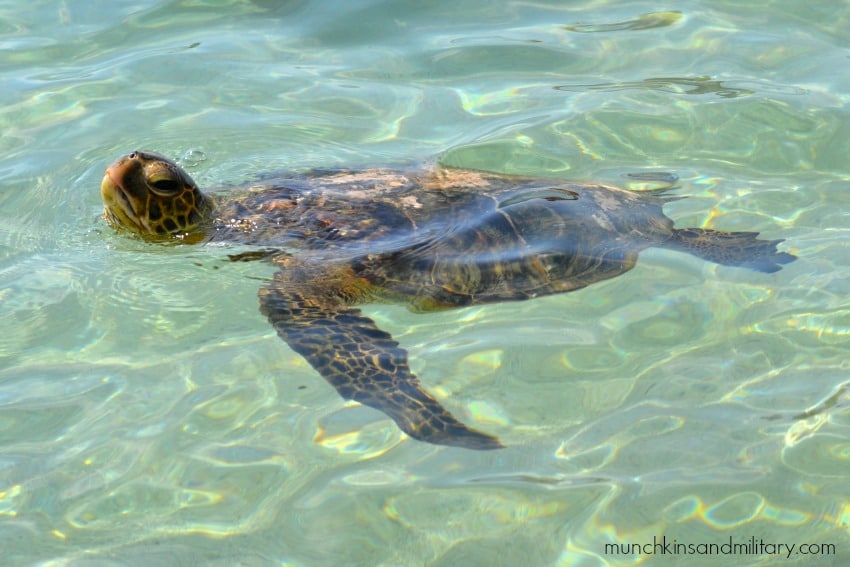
100 151 795 449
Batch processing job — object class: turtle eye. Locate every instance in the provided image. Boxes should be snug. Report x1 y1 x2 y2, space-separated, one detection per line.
149 177 181 194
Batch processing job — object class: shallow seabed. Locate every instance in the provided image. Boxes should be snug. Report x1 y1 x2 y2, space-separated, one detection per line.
1 1 849 565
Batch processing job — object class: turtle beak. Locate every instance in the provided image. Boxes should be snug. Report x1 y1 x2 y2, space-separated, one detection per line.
104 155 137 194
105 161 123 187
101 156 145 232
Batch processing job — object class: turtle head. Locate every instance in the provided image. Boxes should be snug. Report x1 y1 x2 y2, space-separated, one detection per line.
101 151 211 239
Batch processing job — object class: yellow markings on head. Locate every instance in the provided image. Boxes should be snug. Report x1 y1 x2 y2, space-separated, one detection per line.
100 150 210 239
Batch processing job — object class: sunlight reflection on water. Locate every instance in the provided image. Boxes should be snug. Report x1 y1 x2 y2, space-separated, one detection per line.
1 0 848 564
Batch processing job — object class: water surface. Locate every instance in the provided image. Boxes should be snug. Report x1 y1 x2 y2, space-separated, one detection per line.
1 1 849 565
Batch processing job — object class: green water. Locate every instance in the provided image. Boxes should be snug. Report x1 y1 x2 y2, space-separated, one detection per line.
1 0 848 565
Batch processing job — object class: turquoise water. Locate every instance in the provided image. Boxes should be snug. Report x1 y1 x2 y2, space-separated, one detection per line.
1 0 849 564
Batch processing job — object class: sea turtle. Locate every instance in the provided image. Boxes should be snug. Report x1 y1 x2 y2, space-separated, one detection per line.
100 150 795 450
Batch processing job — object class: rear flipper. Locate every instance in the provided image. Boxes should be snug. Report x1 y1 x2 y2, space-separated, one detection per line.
662 228 796 273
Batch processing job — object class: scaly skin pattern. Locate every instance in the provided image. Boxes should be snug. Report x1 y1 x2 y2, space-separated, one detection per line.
101 151 795 449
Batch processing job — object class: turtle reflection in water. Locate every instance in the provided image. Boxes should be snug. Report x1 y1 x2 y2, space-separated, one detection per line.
100 151 795 449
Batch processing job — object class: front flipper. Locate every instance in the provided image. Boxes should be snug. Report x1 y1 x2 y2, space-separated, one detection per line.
258 269 503 450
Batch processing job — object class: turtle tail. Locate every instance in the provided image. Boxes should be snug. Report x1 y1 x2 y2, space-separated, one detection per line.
661 228 796 273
